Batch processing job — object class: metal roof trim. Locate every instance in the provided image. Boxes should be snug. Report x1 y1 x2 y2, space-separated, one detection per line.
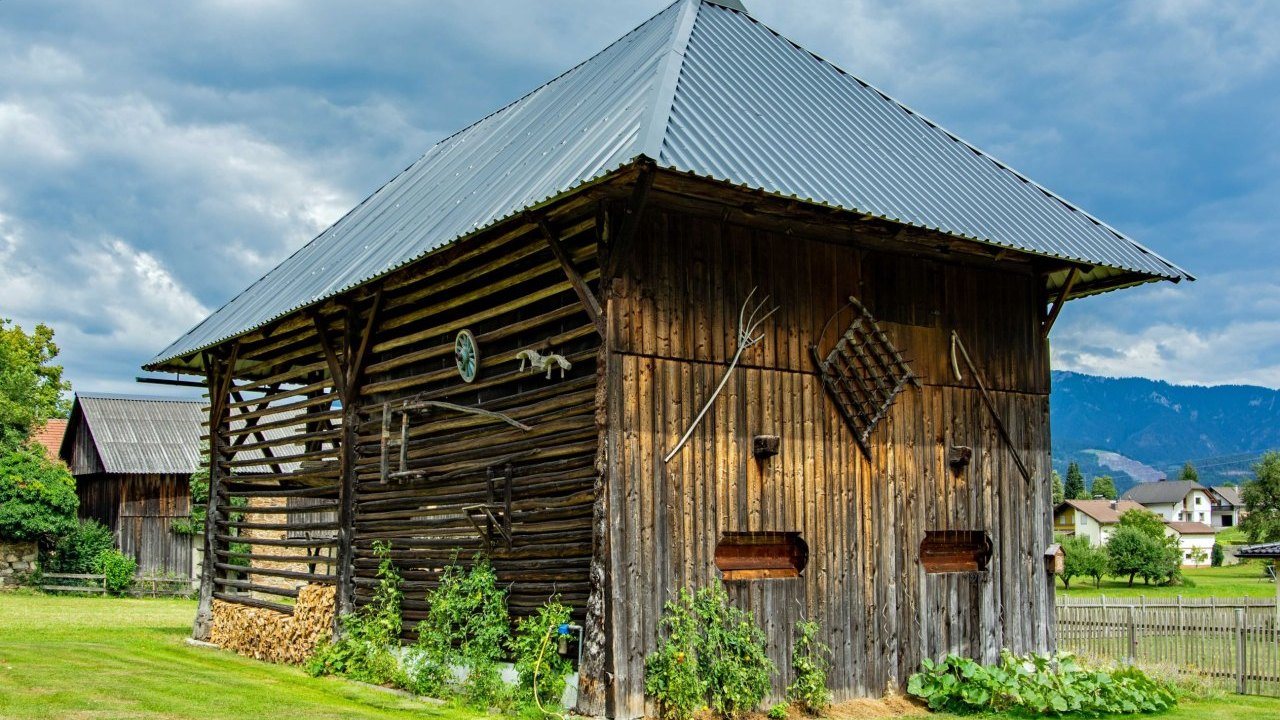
144 157 642 370
654 164 1186 281
714 7 1191 285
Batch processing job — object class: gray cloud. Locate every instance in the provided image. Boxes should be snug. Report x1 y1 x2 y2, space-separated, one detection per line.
0 0 1275 394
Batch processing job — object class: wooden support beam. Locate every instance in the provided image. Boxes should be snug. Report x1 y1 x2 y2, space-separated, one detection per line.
310 313 348 402
1041 267 1080 338
602 161 655 282
538 217 606 337
192 342 236 641
346 286 384 394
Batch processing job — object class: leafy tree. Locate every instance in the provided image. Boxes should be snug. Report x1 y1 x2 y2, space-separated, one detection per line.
1240 452 1280 543
1211 542 1225 567
0 444 78 542
1178 462 1199 483
1117 508 1167 541
0 319 71 453
1089 475 1118 500
1059 534 1107 590
1106 526 1166 587
1051 471 1064 506
1064 462 1087 501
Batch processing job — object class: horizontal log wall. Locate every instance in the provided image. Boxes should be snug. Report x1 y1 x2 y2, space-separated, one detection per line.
605 208 1053 718
349 206 603 630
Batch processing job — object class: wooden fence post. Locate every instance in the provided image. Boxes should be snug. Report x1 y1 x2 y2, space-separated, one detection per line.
1236 607 1247 694
1125 605 1136 662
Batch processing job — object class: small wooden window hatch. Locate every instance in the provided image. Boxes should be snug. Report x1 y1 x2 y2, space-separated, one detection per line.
715 532 808 581
920 530 992 574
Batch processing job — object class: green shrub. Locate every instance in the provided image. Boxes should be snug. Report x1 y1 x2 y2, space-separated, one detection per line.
409 555 509 707
695 582 774 719
907 651 1177 716
767 703 788 720
1211 542 1225 567
0 444 77 542
306 541 402 685
645 588 707 720
785 620 830 715
49 519 114 573
511 598 573 711
93 549 136 595
645 581 774 720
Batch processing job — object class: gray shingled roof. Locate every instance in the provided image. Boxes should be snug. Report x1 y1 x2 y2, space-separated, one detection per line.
147 0 1190 370
1237 542 1280 558
1212 485 1243 507
1121 480 1207 505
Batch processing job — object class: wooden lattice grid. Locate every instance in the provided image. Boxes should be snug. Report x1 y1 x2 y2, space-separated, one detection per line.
810 296 919 458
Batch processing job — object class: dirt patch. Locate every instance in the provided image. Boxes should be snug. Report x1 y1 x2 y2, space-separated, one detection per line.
823 694 928 719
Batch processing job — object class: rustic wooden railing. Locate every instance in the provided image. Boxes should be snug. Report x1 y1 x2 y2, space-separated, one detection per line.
40 573 197 597
1057 602 1280 696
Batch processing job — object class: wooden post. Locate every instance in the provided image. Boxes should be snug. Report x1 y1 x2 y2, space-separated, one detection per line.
1127 605 1138 662
1236 607 1247 694
577 243 614 717
192 348 234 640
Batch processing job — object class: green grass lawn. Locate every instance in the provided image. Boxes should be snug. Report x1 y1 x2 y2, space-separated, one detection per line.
1057 562 1279 599
0 591 485 720
2 589 1279 720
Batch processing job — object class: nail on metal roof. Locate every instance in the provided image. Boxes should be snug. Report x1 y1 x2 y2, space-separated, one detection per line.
148 0 1190 369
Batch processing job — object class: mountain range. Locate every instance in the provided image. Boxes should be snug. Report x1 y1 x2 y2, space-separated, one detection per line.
1050 371 1280 496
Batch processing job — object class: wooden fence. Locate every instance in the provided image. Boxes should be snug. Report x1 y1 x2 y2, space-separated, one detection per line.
40 572 197 597
1059 595 1276 609
1057 602 1280 696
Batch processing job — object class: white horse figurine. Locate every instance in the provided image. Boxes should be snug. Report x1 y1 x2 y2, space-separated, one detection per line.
515 349 572 379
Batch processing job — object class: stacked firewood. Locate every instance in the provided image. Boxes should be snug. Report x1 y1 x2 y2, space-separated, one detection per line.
210 584 336 664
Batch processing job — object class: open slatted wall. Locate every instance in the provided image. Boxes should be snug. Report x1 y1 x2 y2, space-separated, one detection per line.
208 321 346 613
349 202 603 631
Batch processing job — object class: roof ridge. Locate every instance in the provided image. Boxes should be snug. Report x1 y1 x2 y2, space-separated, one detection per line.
697 5 1191 282
639 0 701 159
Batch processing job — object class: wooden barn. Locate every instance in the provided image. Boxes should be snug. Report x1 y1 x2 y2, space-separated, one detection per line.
143 1 1189 716
59 393 204 579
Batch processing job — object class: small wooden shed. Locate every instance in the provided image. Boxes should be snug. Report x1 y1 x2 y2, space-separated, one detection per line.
143 1 1189 716
60 393 204 579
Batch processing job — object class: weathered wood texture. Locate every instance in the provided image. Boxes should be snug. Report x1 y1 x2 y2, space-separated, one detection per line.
200 202 604 641
75 472 194 578
349 211 602 626
604 208 1054 718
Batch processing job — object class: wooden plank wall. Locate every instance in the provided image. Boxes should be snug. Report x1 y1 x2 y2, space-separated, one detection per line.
350 207 602 628
196 195 605 637
117 472 194 577
604 209 1054 718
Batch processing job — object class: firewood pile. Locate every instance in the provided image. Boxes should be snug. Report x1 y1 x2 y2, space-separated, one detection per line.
210 584 336 664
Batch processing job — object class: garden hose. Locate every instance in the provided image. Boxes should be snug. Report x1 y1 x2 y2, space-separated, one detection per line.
530 625 567 720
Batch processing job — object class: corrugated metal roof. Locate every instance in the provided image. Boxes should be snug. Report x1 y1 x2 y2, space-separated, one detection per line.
148 0 1190 369
65 393 301 475
69 393 206 474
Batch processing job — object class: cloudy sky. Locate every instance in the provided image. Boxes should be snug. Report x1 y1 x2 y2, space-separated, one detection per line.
1 0 1277 396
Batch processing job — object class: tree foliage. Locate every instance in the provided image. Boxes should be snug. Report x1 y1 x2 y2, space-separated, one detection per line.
1089 475 1118 500
1051 471 1064 506
1106 527 1163 587
1178 462 1199 483
0 444 78 542
1058 534 1107 590
0 319 71 453
1117 508 1166 541
1063 462 1087 501
1240 451 1280 543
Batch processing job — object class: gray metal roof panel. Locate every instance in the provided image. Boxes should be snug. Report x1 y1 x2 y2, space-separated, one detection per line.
148 0 1189 368
71 393 302 475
